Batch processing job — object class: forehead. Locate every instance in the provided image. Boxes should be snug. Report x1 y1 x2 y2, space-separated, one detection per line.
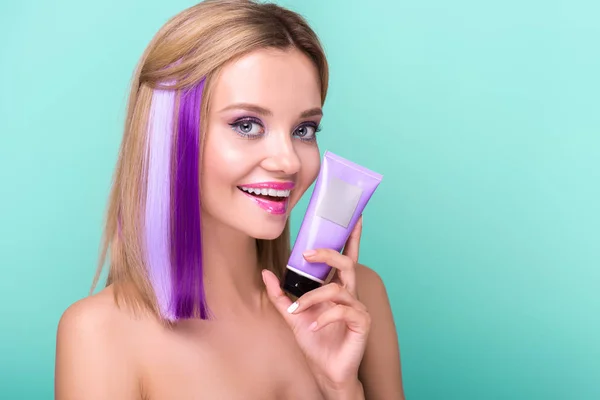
209 47 322 112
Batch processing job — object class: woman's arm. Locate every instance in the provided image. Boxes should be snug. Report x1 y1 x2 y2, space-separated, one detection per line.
356 264 406 399
55 295 140 400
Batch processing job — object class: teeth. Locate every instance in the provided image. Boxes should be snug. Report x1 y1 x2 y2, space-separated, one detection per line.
239 186 290 197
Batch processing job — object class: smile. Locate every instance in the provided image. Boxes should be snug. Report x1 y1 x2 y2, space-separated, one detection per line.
237 181 294 215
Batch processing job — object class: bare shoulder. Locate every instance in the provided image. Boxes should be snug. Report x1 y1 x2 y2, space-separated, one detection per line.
55 286 142 400
58 285 120 333
356 263 384 283
56 285 133 350
355 263 388 301
355 264 406 400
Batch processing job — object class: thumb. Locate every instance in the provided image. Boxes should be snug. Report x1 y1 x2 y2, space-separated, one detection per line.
262 269 295 324
342 215 363 263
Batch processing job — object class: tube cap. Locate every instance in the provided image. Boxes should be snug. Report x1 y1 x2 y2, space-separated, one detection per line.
283 269 322 298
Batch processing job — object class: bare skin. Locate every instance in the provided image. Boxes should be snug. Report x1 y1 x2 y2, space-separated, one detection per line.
56 284 322 399
55 264 402 399
55 47 405 399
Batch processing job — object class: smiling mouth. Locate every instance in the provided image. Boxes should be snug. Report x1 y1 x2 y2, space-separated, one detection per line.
237 186 291 202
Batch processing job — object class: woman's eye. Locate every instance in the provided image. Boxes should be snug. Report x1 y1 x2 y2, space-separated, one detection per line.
294 124 319 140
230 118 264 137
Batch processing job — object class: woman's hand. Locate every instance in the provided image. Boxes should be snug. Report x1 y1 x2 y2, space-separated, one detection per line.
262 216 369 399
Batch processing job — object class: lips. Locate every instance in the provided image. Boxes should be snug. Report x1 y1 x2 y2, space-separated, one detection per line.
238 181 295 190
237 181 294 215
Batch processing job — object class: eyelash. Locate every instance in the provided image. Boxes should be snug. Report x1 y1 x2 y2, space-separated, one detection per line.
228 117 322 142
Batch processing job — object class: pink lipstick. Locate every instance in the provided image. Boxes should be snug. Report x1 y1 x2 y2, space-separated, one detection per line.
237 181 294 215
238 181 295 190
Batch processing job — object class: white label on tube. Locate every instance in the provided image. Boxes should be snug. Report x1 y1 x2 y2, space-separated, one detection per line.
315 177 363 228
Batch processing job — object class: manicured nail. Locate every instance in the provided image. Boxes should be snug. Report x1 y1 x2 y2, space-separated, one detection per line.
261 269 270 281
303 250 317 258
309 321 318 331
287 302 299 314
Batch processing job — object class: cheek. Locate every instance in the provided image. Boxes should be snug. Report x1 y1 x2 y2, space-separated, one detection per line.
200 127 247 203
202 126 247 178
297 144 321 191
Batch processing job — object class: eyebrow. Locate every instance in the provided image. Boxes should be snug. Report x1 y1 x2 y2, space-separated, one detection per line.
218 103 323 118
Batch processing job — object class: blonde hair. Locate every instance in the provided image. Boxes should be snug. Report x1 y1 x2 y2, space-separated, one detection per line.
90 0 329 323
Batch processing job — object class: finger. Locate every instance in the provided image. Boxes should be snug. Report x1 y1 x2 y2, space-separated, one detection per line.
303 248 357 297
342 215 363 263
310 304 371 335
262 269 294 323
288 283 367 315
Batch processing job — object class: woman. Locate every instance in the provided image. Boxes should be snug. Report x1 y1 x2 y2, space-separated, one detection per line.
55 1 404 398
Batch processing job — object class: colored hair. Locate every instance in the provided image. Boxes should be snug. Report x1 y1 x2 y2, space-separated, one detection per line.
90 0 329 323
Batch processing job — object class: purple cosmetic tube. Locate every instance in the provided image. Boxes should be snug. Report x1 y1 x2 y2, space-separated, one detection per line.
283 151 383 298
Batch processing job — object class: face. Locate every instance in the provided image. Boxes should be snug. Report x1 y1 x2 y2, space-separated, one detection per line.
200 47 323 240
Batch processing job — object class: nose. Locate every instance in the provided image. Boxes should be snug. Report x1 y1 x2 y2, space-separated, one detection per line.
260 133 301 175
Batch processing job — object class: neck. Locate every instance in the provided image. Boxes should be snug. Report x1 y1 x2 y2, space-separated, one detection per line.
200 213 267 318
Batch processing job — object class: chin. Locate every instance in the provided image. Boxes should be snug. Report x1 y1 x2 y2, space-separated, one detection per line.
242 219 288 240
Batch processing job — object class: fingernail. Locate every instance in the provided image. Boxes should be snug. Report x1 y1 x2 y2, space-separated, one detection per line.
309 321 318 331
303 250 317 258
287 302 299 314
